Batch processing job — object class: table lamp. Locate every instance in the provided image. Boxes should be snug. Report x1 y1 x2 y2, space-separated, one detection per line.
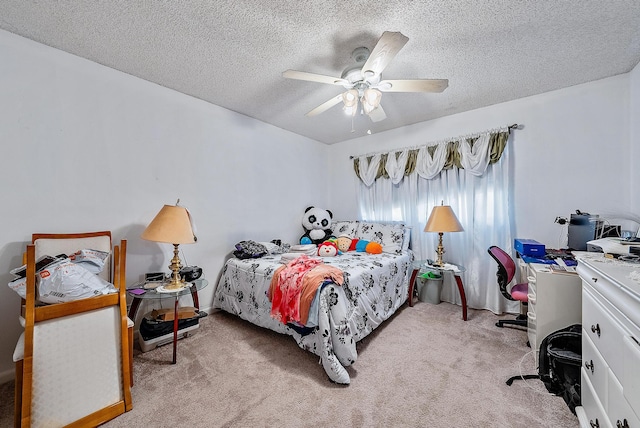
424 202 464 266
141 202 197 290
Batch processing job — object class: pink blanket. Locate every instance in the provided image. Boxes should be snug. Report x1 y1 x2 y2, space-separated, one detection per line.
269 255 343 325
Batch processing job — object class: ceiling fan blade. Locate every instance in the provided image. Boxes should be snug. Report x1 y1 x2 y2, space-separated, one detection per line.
361 31 409 78
376 79 449 93
283 70 347 86
306 94 344 117
367 104 387 122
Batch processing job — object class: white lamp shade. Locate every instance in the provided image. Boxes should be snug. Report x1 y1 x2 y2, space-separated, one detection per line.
342 89 358 116
424 205 464 233
141 205 196 244
362 88 382 114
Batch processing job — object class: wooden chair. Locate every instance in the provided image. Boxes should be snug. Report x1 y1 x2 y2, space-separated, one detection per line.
24 232 134 385
14 232 133 427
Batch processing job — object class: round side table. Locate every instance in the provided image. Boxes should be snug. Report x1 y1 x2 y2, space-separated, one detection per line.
127 278 208 363
408 260 468 321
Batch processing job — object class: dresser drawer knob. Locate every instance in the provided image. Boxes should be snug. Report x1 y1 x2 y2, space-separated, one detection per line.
590 418 600 428
616 419 629 428
585 360 595 374
591 324 601 337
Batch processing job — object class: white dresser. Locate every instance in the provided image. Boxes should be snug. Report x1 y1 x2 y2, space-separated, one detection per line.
522 262 583 364
575 254 640 428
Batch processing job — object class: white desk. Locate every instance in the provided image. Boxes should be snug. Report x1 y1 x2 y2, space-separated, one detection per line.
518 260 582 364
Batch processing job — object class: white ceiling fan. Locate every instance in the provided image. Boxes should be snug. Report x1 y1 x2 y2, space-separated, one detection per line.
283 31 448 123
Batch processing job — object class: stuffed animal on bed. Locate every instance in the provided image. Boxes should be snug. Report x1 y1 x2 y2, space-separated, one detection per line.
300 206 334 245
353 238 383 254
335 235 353 253
317 241 339 257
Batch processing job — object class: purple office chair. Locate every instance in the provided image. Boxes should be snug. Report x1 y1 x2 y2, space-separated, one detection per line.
488 246 528 328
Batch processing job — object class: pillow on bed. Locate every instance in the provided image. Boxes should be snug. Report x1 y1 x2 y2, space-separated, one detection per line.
258 241 291 254
402 227 412 251
356 222 405 254
331 221 360 237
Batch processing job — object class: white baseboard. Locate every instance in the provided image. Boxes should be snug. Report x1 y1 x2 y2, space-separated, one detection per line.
0 368 14 384
2 305 216 385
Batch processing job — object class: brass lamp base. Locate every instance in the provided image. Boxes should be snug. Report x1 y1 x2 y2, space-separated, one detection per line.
434 232 445 267
164 243 187 290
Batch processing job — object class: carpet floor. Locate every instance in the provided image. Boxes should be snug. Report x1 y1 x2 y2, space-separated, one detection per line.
1 300 579 427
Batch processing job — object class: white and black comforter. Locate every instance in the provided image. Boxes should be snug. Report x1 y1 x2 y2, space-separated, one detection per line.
212 250 413 384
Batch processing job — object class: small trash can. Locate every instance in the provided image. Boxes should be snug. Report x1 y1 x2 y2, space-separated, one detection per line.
417 271 443 304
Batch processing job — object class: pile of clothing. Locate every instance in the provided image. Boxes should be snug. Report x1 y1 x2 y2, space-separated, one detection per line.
233 240 290 259
268 254 343 329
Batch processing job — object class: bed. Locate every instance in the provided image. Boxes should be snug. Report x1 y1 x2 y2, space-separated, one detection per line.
212 221 414 384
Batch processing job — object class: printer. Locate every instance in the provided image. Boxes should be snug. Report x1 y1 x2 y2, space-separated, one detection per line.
568 213 601 251
587 237 640 255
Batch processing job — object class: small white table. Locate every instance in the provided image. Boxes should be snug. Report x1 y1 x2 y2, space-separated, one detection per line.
408 260 468 321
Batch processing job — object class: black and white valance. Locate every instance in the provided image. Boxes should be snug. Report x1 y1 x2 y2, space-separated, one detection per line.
353 127 510 186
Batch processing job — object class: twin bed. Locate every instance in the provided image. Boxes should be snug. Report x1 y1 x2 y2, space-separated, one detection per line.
212 221 414 384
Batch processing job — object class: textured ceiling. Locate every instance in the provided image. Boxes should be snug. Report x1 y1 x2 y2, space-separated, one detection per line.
1 1 640 144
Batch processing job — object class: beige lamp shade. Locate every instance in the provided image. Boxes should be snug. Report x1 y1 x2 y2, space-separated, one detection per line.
141 205 196 244
424 205 464 233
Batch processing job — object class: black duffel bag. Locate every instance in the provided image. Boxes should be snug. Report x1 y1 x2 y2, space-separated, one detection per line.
507 324 582 414
538 324 582 414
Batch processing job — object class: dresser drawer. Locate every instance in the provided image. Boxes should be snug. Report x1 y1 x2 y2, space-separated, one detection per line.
583 287 625 378
527 290 536 306
527 274 537 291
624 335 640 416
583 328 609 402
527 311 540 354
527 275 537 311
582 368 613 428
577 256 640 428
608 369 640 428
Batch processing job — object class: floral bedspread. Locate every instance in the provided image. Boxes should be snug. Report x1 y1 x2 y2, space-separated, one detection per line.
212 250 414 384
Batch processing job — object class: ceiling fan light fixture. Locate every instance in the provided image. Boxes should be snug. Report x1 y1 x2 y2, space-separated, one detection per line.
362 88 382 114
343 105 357 116
342 89 359 116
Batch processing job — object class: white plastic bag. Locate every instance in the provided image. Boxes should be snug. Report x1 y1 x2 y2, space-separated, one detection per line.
8 277 27 299
68 248 109 275
7 255 61 299
37 258 116 304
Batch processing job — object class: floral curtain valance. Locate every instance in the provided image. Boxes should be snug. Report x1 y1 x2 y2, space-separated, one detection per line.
353 129 509 186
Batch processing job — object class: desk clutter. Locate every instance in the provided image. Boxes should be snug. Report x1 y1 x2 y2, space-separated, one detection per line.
520 249 577 266
515 235 640 275
515 238 578 266
514 239 578 274
423 259 462 273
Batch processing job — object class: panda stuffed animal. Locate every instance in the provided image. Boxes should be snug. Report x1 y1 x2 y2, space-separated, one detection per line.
300 206 334 245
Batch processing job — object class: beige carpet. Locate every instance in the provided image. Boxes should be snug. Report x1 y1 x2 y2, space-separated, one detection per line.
1 301 578 427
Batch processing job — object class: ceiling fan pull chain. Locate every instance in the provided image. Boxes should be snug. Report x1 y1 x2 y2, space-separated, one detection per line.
351 115 355 133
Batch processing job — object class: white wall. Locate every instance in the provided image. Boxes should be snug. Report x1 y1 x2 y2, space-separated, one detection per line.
630 61 640 216
0 30 329 381
329 74 634 247
2 26 637 384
